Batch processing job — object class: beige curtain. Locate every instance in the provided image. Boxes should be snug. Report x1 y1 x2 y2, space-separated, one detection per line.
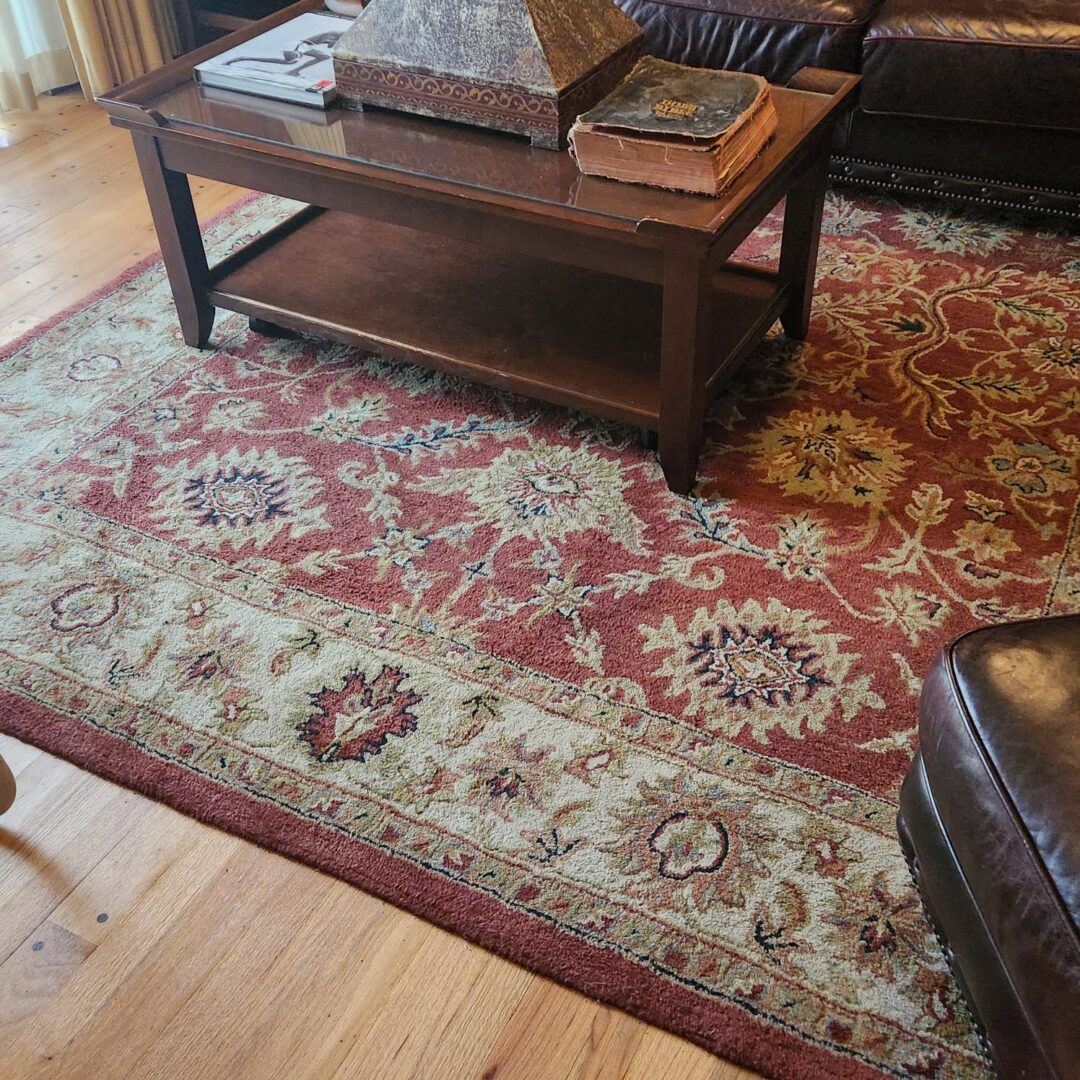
56 0 180 98
0 0 79 112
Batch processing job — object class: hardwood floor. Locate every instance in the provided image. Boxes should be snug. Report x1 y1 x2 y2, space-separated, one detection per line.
0 93 759 1080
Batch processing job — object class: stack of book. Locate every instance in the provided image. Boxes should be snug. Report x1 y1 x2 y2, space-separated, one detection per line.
194 11 352 108
569 56 778 196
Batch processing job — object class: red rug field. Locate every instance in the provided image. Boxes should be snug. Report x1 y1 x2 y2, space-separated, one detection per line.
2 191 1078 1079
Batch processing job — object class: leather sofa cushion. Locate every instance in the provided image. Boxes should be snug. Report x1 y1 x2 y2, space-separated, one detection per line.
616 0 885 84
918 615 1080 1076
862 0 1080 131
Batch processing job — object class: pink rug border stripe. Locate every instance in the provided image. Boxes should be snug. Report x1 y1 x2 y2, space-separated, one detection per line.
0 692 887 1080
2 201 891 1079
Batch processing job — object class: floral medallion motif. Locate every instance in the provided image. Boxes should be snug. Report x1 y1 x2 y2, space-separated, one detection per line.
306 396 388 441
817 246 869 281
602 772 780 911
953 520 1019 564
822 192 882 237
204 396 267 433
299 665 421 764
132 399 193 436
414 438 648 552
895 205 1015 256
149 447 330 550
459 731 562 823
642 598 883 742
748 408 912 508
49 581 122 632
649 811 729 880
67 353 122 382
987 439 1076 498
825 871 933 983
1029 337 1080 377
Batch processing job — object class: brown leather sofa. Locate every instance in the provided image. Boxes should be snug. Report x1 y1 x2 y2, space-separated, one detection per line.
616 0 1080 218
898 616 1080 1079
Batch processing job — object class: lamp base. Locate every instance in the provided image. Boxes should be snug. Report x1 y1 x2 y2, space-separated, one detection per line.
335 41 641 149
331 0 645 150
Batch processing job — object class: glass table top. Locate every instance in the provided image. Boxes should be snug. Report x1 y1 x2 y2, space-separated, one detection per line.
143 78 834 234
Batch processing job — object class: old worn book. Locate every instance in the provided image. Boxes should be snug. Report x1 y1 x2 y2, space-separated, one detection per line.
569 56 778 195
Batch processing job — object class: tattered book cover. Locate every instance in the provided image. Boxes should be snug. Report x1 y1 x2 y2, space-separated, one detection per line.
578 56 770 144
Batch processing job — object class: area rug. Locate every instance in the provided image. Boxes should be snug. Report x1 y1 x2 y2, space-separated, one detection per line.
2 190 1078 1080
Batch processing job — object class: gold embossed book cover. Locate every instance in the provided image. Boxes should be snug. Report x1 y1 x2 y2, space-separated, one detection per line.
570 56 778 195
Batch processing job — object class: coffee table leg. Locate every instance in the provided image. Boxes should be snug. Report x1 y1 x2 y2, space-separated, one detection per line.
658 252 711 496
778 144 831 341
131 132 215 349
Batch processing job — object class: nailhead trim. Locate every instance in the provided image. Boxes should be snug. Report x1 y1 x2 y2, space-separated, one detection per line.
837 155 1078 194
829 155 1080 220
900 834 996 1063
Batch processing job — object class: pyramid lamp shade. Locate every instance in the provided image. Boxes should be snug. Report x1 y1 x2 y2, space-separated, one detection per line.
331 0 644 148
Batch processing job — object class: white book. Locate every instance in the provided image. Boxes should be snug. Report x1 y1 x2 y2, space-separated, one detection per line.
194 12 353 108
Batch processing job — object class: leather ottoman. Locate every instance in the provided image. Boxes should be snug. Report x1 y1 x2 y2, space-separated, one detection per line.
898 616 1080 1079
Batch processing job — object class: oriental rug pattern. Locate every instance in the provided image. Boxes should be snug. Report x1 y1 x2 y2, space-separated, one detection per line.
3 192 1078 1080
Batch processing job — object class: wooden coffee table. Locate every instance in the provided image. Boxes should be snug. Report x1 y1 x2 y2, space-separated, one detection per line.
101 1 858 495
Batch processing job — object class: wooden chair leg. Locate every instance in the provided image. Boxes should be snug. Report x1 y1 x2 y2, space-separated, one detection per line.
0 753 15 815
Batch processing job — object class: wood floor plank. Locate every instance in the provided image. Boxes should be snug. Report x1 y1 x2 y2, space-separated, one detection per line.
0 89 765 1080
0 757 148 963
0 176 152 282
0 115 61 158
624 1027 748 1080
0 733 43 777
48 848 321 1080
0 92 243 349
230 896 426 1080
48 803 198 946
479 978 642 1080
0 829 244 1079
330 932 534 1080
0 315 51 349
0 919 95 1056
0 106 126 185
0 95 90 150
139 882 405 1080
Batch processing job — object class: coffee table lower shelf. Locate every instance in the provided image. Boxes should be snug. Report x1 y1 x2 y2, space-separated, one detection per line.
207 206 788 433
